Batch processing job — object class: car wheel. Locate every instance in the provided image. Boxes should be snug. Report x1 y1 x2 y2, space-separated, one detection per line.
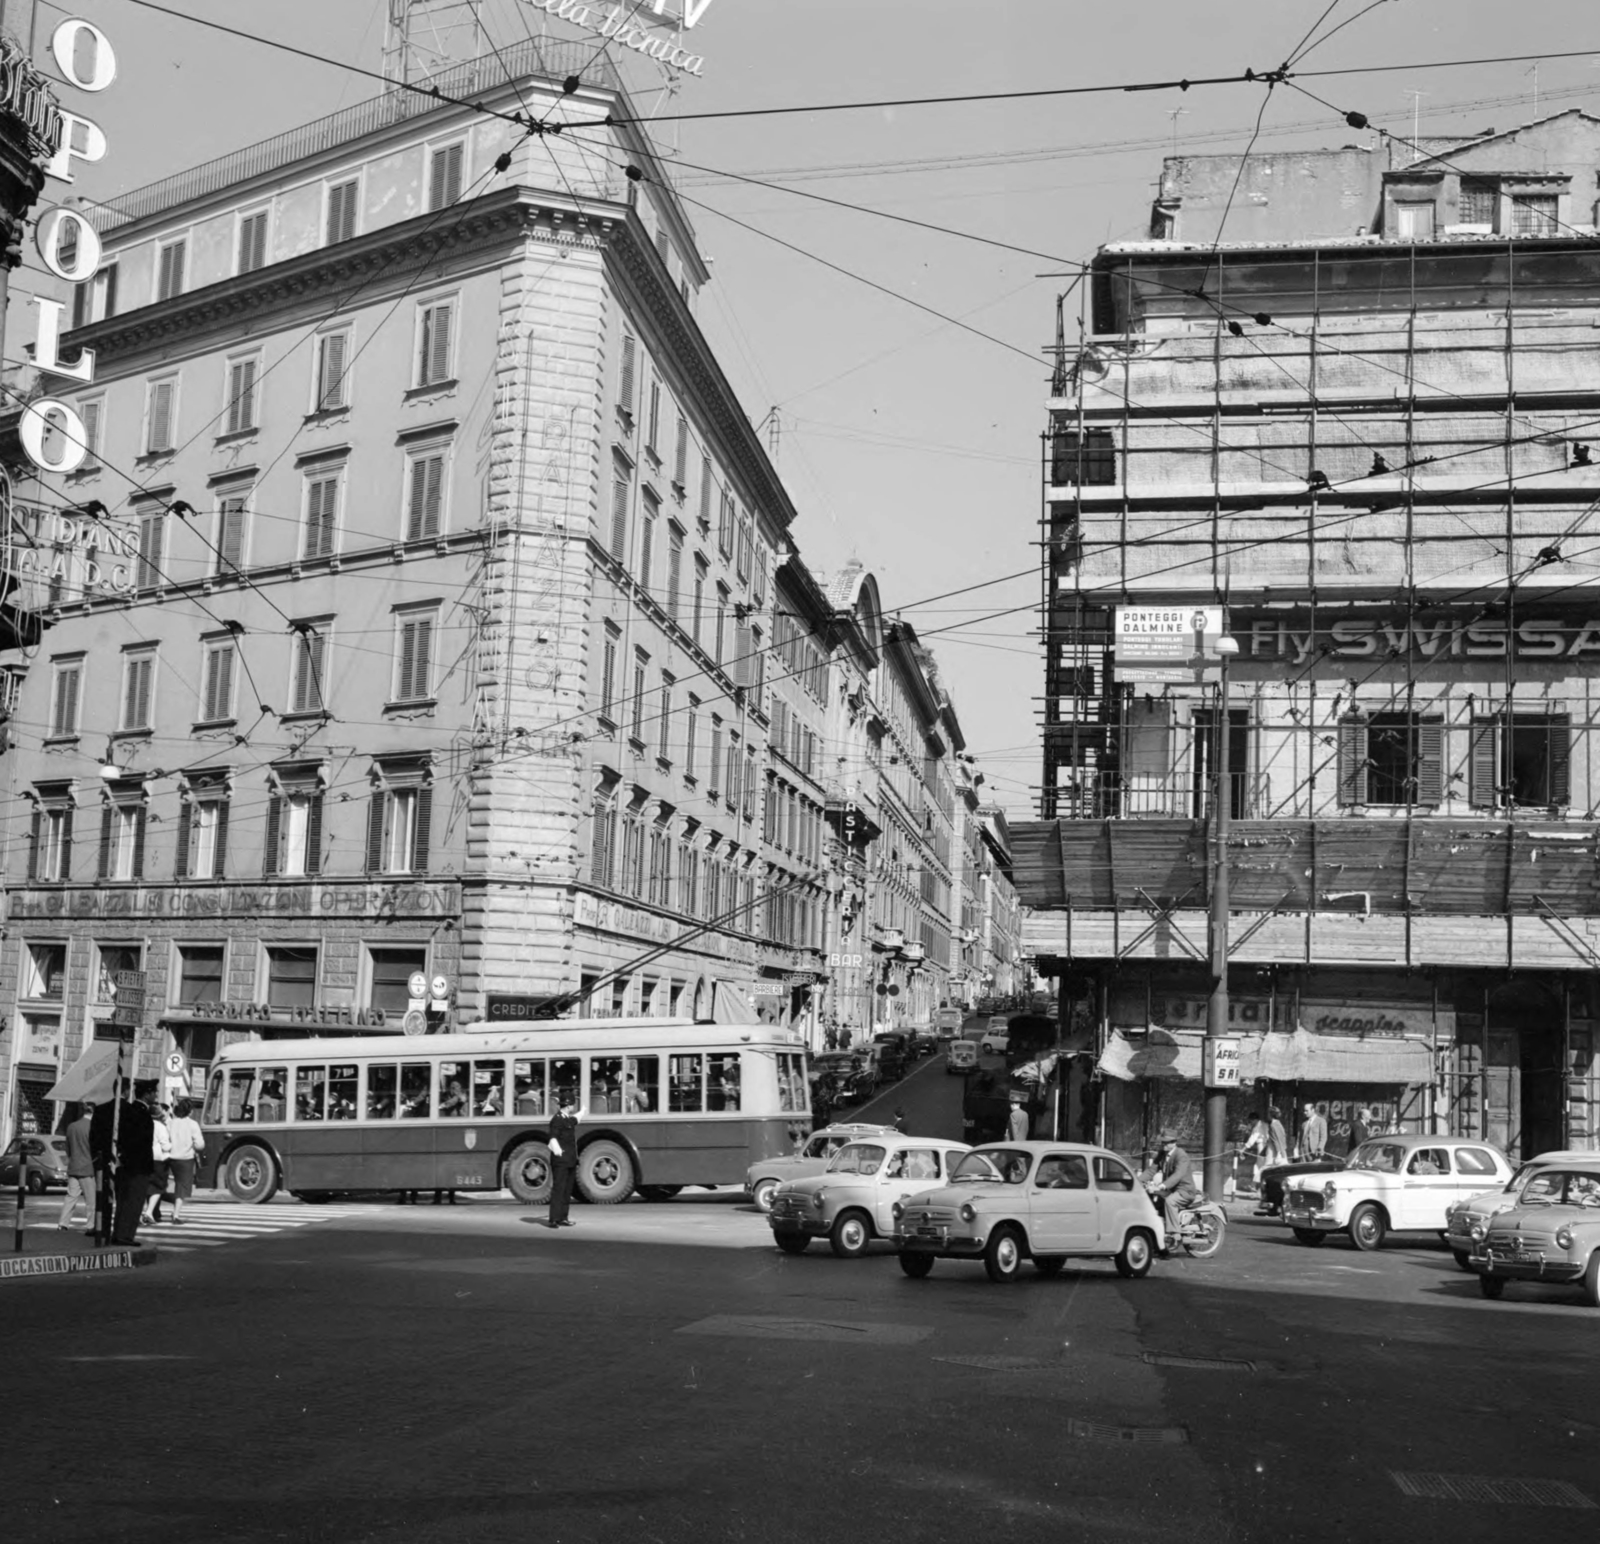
503 1141 554 1205
576 1140 635 1205
26 1171 45 1195
750 1178 780 1213
983 1225 1024 1284
1479 1274 1506 1300
774 1230 809 1255
1033 1254 1067 1277
1583 1250 1600 1309
1451 1249 1474 1273
899 1251 934 1279
638 1185 683 1202
830 1209 873 1259
224 1143 279 1204
1114 1228 1155 1279
1292 1228 1328 1247
1348 1203 1387 1252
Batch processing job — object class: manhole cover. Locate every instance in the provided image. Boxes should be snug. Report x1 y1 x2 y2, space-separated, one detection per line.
1143 1352 1257 1373
677 1315 930 1345
1067 1418 1188 1446
935 1355 1058 1372
1392 1473 1594 1509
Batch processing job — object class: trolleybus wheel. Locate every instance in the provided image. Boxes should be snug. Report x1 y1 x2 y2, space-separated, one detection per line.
226 1143 279 1204
576 1140 635 1205
504 1141 554 1205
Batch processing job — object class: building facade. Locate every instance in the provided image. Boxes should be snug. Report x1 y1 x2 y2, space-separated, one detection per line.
1020 111 1600 1161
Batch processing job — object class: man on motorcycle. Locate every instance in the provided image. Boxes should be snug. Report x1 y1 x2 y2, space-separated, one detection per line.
1151 1130 1199 1248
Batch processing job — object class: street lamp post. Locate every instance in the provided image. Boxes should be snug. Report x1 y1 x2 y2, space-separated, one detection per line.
1203 634 1240 1203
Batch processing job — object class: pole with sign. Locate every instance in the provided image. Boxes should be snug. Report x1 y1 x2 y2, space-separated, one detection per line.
1203 634 1240 1204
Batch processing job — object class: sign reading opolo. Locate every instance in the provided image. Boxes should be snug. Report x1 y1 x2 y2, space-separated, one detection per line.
18 18 118 478
1114 606 1225 684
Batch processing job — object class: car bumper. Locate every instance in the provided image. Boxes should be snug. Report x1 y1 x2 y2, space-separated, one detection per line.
1282 1208 1343 1231
893 1227 986 1258
769 1214 829 1240
1472 1250 1584 1283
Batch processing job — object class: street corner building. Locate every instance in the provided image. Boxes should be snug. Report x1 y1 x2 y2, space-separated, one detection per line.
1016 110 1600 1162
0 39 1020 1135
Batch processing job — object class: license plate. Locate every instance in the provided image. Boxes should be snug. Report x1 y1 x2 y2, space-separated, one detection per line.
913 1227 945 1241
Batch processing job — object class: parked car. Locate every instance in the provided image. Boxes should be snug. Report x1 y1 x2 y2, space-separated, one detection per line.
1471 1159 1600 1305
1444 1149 1595 1270
906 1026 938 1057
745 1122 901 1213
1257 1156 1345 1216
1282 1134 1513 1251
0 1134 70 1192
946 1038 979 1075
872 1032 909 1081
768 1136 971 1257
892 1142 1164 1283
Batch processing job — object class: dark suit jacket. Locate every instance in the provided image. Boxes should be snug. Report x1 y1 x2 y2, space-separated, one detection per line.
94 1100 156 1175
549 1112 578 1168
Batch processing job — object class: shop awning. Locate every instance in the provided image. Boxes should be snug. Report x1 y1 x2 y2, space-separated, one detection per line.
1097 1025 1435 1084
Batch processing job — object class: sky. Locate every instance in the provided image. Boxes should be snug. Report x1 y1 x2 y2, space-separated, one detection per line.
19 0 1598 814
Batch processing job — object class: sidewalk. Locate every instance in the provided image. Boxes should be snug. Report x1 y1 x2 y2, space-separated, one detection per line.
0 1209 158 1281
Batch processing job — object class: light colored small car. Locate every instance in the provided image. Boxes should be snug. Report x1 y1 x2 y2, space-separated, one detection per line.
979 1028 1009 1055
768 1137 971 1257
892 1142 1164 1283
745 1123 900 1213
946 1039 978 1075
1283 1134 1512 1251
1472 1159 1600 1305
0 1134 70 1192
1444 1149 1595 1270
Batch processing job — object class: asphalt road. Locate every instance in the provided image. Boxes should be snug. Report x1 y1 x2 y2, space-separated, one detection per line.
8 1148 1597 1544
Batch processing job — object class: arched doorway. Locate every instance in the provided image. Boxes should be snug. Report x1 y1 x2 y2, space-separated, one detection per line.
1485 982 1565 1160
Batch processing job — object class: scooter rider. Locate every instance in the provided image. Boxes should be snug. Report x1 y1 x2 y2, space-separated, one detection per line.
1151 1130 1200 1247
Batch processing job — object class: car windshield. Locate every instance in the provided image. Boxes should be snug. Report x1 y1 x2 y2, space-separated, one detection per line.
951 1149 1031 1185
827 1144 887 1176
1519 1170 1600 1207
1348 1142 1406 1174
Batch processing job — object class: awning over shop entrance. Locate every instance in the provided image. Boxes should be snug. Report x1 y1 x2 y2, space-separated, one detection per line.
1097 1026 1434 1084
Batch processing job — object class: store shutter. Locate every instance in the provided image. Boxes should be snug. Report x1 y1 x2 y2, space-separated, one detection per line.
1336 720 1366 806
1415 721 1444 804
1468 719 1498 807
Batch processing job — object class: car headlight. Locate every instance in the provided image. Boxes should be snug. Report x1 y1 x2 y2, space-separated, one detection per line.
891 1201 905 1220
1321 1181 1337 1201
1555 1225 1574 1250
959 1202 976 1223
1470 1223 1486 1242
812 1190 827 1210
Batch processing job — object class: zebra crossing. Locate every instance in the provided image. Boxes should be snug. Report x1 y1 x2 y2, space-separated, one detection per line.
134 1201 371 1251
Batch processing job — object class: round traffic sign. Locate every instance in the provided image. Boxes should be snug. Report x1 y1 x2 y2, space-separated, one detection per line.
430 974 449 999
407 971 429 1000
402 1010 427 1036
165 1051 185 1074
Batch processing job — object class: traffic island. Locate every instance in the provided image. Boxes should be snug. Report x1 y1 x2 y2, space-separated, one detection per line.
0 1224 158 1281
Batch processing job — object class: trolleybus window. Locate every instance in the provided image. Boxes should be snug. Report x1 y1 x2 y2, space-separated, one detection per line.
400 1062 430 1118
368 1064 398 1120
328 1065 358 1119
708 1052 741 1111
551 1058 580 1108
295 1066 325 1122
513 1059 546 1114
625 1055 658 1112
259 1070 287 1122
669 1054 703 1112
438 1062 470 1117
472 1060 505 1117
777 1053 806 1114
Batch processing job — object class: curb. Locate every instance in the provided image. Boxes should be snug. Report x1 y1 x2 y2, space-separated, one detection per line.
0 1243 158 1281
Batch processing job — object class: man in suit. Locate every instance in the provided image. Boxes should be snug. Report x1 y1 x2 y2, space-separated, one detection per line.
1151 1130 1199 1248
1299 1102 1329 1162
546 1096 579 1229
91 1082 157 1245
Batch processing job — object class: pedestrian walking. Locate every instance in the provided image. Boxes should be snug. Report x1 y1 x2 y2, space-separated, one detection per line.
92 1083 156 1245
164 1098 206 1224
1267 1105 1289 1166
1006 1090 1029 1142
56 1101 96 1232
143 1100 173 1225
839 1026 852 1051
825 1026 838 1052
1347 1106 1372 1154
546 1096 579 1229
1299 1102 1328 1162
893 1106 908 1134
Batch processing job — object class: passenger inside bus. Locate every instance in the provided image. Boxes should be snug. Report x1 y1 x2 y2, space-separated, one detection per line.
439 1077 468 1117
258 1078 286 1122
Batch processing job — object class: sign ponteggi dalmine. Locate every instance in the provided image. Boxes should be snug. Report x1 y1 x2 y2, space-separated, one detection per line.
17 17 119 479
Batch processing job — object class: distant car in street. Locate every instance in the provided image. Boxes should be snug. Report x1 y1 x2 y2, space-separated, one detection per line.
1444 1149 1595 1270
0 1134 70 1192
745 1123 901 1213
1283 1134 1513 1251
946 1038 979 1075
978 1027 1009 1055
1471 1158 1600 1305
892 1142 1164 1283
934 1008 965 1040
768 1136 971 1257
906 1025 938 1057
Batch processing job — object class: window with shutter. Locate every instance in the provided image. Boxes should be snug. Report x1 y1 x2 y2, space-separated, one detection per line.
146 379 175 454
78 399 102 466
685 697 699 778
666 528 683 620
718 491 733 557
647 380 661 453
291 627 327 714
237 211 268 274
406 452 445 539
610 471 630 559
590 795 616 887
1415 722 1445 804
304 474 340 558
225 357 258 435
1336 719 1367 806
674 417 688 486
417 301 454 387
638 504 656 593
326 179 358 244
394 613 436 702
631 650 648 742
428 142 464 209
618 333 636 415
121 653 154 731
600 624 619 719
216 496 248 573
316 330 349 411
50 662 82 737
201 642 235 723
156 239 185 300
698 454 711 527
136 510 164 589
658 674 672 761
1504 713 1572 806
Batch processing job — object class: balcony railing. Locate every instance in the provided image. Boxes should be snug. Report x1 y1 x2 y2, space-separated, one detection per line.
1051 771 1267 821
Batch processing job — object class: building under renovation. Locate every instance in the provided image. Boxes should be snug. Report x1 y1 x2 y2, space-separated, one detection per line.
1020 110 1600 1161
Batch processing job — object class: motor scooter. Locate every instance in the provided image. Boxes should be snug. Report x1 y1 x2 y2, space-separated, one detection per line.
1144 1183 1227 1259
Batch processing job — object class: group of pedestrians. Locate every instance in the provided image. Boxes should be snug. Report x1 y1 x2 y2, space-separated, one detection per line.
54 1082 205 1245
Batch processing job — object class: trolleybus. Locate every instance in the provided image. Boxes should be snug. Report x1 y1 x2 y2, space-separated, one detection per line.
197 1019 811 1205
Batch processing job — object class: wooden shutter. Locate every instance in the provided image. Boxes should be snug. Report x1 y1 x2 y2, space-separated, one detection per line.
318 332 347 410
411 787 432 873
1550 716 1572 806
366 791 386 872
218 499 246 571
239 212 266 272
27 810 40 881
619 333 636 413
638 512 654 591
227 360 256 434
420 302 452 386
98 804 112 880
429 142 462 208
263 793 283 876
60 809 72 877
674 417 688 484
305 793 324 875
148 382 173 453
306 477 337 558
81 400 101 464
174 802 192 879
407 454 443 540
213 800 229 878
1415 720 1444 804
1468 719 1498 808
1336 719 1367 806
610 475 629 558
328 181 357 244
131 807 147 880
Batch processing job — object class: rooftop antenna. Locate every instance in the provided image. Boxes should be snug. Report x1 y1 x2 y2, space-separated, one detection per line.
1167 106 1189 157
1402 89 1429 162
1526 60 1541 115
382 0 489 87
